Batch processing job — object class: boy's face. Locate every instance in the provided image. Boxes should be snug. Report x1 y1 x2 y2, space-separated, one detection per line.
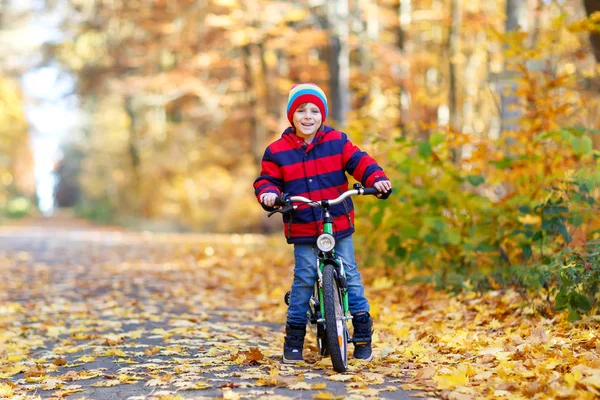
292 102 322 138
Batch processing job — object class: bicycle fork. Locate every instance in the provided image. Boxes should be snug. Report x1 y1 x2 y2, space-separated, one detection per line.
316 258 352 325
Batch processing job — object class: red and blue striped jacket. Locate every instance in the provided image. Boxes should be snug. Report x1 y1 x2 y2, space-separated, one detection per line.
253 126 388 244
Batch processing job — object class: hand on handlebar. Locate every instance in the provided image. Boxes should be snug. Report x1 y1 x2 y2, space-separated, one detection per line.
260 192 280 208
373 180 392 198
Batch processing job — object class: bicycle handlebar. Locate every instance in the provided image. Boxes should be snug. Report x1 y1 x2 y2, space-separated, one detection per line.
281 188 382 207
268 186 392 217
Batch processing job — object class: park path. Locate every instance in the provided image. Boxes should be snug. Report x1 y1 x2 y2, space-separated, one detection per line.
0 216 418 400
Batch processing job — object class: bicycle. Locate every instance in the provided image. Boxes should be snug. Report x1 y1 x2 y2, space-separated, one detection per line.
268 183 390 372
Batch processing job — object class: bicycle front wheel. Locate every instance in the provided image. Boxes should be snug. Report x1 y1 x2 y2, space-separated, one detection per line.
322 263 348 372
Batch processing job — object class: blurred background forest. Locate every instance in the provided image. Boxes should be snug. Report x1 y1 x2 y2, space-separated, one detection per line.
1 0 600 316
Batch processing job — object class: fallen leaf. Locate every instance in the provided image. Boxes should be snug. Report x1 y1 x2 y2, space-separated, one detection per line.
24 364 46 378
53 357 68 366
288 381 312 390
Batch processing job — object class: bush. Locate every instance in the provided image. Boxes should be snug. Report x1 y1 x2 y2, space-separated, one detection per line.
3 196 33 218
74 200 114 223
354 126 600 319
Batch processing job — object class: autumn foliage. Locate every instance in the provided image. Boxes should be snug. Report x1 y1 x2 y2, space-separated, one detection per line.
0 76 34 219
2 2 600 318
357 15 600 320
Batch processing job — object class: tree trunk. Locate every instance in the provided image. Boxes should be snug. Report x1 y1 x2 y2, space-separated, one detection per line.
397 0 411 136
0 0 6 29
448 0 461 132
327 0 350 126
124 96 143 214
584 0 600 62
584 0 600 149
242 44 267 165
397 0 411 51
500 0 528 134
447 0 462 162
255 43 269 163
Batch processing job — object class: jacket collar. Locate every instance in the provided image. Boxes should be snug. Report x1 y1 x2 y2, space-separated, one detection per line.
282 125 333 150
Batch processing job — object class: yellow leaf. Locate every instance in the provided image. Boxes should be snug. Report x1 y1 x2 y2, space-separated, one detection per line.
327 374 355 382
54 388 85 397
580 372 600 390
25 374 49 383
349 388 380 397
403 342 429 359
0 383 14 397
0 364 27 379
371 276 395 290
78 355 96 363
124 330 143 339
284 9 308 23
103 348 127 357
288 382 312 390
222 387 241 400
313 392 336 399
362 372 385 384
145 379 166 387
47 326 62 337
6 354 25 362
433 367 469 390
518 214 541 225
91 380 120 387
193 381 212 390
118 373 140 383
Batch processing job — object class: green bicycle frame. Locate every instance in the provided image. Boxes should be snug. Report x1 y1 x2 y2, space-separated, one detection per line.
317 218 350 321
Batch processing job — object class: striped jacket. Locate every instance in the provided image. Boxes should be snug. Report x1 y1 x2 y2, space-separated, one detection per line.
253 126 388 244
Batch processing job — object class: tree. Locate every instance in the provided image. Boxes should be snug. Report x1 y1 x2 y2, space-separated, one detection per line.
500 0 529 134
583 0 600 62
327 0 350 126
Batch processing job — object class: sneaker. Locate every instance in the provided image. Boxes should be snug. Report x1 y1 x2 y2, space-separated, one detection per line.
282 323 306 363
352 312 373 361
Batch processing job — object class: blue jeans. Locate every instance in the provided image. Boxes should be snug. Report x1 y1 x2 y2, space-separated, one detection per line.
287 236 370 326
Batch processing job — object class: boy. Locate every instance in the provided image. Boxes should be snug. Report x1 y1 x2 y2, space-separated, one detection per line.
253 83 392 363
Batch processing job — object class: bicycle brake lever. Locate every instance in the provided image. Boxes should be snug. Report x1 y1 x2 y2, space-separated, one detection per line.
267 203 294 217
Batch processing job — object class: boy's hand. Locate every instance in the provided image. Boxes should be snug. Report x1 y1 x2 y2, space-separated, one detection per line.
374 180 392 198
260 193 279 208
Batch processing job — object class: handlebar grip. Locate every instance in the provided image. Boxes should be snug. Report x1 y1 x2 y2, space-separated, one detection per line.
274 194 287 207
363 187 393 199
379 188 392 200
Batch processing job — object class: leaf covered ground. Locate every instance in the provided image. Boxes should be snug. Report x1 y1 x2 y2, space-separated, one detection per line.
0 220 599 400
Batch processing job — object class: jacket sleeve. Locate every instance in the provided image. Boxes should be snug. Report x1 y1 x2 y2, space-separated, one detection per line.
341 135 388 187
253 147 284 211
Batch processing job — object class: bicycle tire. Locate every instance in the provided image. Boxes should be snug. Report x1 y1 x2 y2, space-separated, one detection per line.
322 263 348 372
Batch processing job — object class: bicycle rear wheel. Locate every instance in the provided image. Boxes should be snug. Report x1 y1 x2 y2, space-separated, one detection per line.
322 263 348 372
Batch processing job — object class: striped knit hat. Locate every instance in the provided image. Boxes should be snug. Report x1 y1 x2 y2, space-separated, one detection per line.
286 83 328 125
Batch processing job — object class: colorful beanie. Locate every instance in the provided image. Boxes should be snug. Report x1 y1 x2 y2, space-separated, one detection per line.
286 83 328 125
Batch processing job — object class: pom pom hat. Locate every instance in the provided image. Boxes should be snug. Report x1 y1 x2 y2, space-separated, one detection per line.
286 83 328 125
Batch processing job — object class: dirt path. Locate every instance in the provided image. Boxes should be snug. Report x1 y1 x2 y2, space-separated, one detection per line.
0 218 418 400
